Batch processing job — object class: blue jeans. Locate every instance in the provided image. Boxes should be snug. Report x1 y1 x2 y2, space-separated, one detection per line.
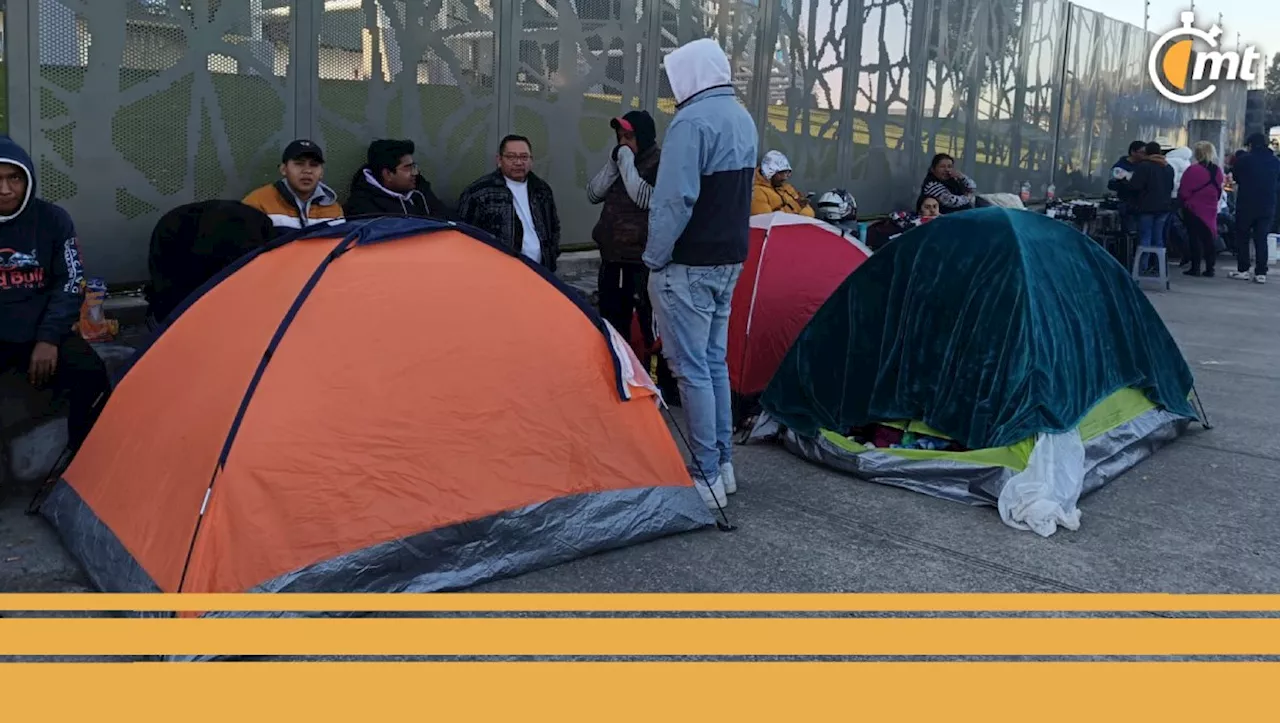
1137 212 1170 248
649 263 743 482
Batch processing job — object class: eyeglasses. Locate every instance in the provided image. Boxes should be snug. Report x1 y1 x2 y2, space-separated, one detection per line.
502 154 533 163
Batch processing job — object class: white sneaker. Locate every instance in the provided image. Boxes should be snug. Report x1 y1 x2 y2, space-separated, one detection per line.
1254 275 1267 284
720 462 737 495
694 475 728 510
1228 270 1253 281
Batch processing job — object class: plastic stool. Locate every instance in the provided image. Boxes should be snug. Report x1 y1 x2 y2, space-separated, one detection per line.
1131 245 1169 290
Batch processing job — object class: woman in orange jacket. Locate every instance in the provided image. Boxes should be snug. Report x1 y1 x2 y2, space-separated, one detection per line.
751 151 814 217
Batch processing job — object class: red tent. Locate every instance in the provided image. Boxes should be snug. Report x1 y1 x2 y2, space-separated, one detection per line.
728 212 871 398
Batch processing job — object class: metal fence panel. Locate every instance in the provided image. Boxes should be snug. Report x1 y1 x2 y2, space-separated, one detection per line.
26 0 297 283
1 0 1259 284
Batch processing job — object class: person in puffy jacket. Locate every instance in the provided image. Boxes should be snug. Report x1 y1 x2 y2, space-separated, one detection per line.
1177 141 1225 277
750 151 813 217
1128 142 1175 250
0 136 111 460
1227 133 1279 284
344 139 456 220
585 110 676 403
644 38 758 511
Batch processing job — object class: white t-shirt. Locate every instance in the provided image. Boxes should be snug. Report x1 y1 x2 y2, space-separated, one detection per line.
505 177 542 264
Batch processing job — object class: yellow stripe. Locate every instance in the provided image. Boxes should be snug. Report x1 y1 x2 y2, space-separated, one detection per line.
4 617 1280 657
3 593 1280 613
5 662 1277 720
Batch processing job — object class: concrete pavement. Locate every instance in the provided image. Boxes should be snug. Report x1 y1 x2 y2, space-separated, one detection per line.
1 268 1277 599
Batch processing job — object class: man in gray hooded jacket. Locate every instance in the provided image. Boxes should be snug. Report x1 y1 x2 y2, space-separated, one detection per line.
644 38 758 511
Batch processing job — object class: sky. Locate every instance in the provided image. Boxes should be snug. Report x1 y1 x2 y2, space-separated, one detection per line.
1072 0 1277 81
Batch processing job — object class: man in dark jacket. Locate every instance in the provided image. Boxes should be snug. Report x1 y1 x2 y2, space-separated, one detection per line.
0 136 110 457
345 139 456 220
1108 141 1146 234
456 135 561 272
1127 142 1175 251
1227 133 1279 284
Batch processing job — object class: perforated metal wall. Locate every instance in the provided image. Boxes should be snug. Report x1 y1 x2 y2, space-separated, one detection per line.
1 0 1251 284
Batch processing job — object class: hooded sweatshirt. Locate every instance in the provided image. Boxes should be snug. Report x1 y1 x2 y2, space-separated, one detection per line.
1165 146 1193 196
644 38 758 270
242 178 344 232
1127 153 1174 214
587 110 662 264
0 136 86 345
1231 134 1280 218
344 167 456 220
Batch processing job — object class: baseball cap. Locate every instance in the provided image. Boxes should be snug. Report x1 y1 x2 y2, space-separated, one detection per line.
609 117 634 133
282 139 325 163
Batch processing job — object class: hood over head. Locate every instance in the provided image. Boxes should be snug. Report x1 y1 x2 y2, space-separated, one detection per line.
760 150 792 181
615 110 658 153
1166 146 1192 163
0 136 36 223
663 38 733 106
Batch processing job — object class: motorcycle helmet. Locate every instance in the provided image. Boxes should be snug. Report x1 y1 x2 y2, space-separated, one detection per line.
814 188 857 223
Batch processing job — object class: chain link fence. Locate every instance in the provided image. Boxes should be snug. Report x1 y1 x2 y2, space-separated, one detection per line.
1 0 1248 284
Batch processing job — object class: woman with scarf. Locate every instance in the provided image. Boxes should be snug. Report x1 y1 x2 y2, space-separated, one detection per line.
917 153 977 214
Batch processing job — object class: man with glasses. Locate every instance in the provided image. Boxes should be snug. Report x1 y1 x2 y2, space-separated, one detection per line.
457 135 561 272
345 139 455 220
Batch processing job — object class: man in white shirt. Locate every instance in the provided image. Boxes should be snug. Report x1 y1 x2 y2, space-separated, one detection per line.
457 135 562 272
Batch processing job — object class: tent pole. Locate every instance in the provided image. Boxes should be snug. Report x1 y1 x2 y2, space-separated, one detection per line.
661 401 738 532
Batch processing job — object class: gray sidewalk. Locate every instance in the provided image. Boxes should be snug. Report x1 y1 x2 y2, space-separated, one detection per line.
1 270 1277 598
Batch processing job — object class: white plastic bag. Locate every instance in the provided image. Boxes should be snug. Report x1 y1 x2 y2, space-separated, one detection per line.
997 430 1086 537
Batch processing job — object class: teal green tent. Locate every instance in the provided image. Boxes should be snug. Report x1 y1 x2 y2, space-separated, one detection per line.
750 207 1205 534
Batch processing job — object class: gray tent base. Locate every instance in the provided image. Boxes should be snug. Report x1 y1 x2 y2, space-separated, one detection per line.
750 407 1193 507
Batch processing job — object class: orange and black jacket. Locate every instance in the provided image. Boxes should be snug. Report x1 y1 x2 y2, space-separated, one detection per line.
242 179 344 233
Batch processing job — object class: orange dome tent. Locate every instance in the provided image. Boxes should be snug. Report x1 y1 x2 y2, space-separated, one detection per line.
41 217 713 596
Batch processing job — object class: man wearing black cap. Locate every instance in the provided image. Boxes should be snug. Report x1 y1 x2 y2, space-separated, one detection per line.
242 139 344 232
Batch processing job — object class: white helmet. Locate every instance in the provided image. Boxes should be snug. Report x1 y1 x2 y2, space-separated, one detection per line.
815 189 856 222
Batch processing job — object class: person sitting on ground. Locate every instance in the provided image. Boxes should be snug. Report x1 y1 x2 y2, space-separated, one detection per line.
917 153 976 214
457 134 561 272
0 136 111 463
344 139 456 220
1177 141 1225 278
918 196 940 222
242 139 343 233
1227 132 1280 284
750 151 813 217
1127 142 1175 252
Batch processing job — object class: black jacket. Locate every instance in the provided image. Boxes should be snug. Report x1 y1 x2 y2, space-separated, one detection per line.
345 167 456 220
144 200 273 325
0 136 85 345
1128 155 1175 214
457 170 561 272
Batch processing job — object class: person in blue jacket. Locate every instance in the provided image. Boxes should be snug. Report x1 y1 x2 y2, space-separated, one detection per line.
1227 133 1280 284
1108 141 1147 235
644 38 758 512
0 136 111 457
